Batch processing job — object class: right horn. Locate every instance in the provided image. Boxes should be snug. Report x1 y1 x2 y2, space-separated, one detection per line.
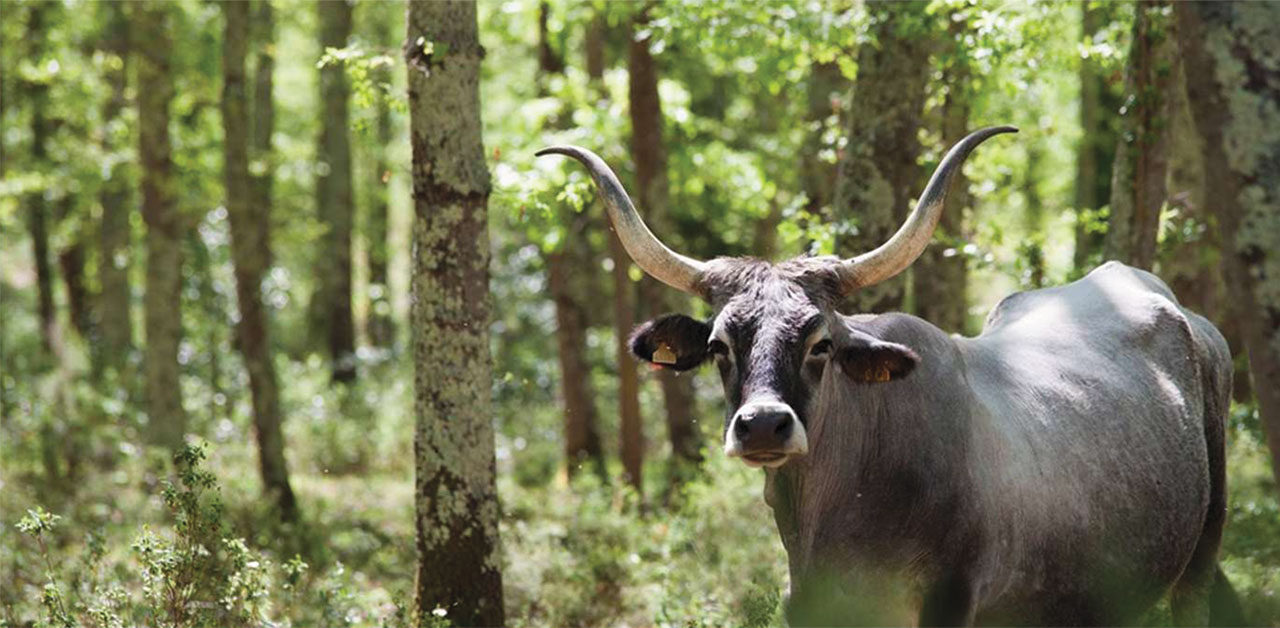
536 145 707 298
835 126 1017 294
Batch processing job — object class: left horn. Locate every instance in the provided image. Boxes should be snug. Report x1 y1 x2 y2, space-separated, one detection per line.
536 145 707 297
836 126 1017 294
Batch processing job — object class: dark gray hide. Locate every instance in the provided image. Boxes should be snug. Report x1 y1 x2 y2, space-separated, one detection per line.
632 260 1232 626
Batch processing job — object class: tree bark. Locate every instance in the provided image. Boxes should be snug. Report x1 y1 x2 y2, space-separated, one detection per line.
134 0 187 450
316 0 357 382
832 1 933 314
57 200 91 341
406 1 504 624
25 2 57 357
1105 0 1174 271
629 9 702 474
1073 3 1122 273
223 0 297 522
1176 1 1280 493
97 0 133 374
915 15 971 332
586 11 644 491
540 3 606 481
366 0 395 350
800 61 844 217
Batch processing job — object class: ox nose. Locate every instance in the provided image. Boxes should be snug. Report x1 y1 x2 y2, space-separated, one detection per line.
731 402 797 454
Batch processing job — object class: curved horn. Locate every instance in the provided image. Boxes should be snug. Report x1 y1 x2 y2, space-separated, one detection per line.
836 126 1017 293
536 145 707 297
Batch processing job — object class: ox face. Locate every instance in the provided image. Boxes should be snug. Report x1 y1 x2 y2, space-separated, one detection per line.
629 262 920 468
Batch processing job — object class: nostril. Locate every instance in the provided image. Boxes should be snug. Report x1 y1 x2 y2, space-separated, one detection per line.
774 418 791 436
734 419 750 440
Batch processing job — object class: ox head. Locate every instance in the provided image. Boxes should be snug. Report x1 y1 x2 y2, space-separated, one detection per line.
537 126 1014 469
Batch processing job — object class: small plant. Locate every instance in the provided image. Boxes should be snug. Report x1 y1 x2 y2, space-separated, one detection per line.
16 507 74 628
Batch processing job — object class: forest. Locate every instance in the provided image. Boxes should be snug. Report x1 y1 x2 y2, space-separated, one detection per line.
1 0 1279 626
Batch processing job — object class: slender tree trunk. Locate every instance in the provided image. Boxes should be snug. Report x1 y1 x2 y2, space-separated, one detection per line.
223 0 297 522
1021 143 1047 290
406 2 504 624
97 0 133 374
539 3 605 481
1073 3 1122 274
832 1 933 314
915 16 971 332
366 1 395 350
316 0 357 382
134 0 187 450
1177 1 1280 493
585 10 645 490
628 9 702 474
57 199 91 341
25 3 57 357
1105 0 1174 271
800 61 844 217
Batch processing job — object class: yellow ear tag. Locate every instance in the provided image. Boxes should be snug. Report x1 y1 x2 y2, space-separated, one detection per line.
653 343 678 365
875 365 891 382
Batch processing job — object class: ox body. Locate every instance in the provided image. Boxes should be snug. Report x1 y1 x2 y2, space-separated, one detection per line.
538 127 1239 625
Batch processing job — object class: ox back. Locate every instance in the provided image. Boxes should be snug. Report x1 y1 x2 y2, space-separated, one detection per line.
770 262 1232 625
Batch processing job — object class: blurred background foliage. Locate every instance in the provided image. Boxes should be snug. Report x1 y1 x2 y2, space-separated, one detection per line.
0 0 1276 626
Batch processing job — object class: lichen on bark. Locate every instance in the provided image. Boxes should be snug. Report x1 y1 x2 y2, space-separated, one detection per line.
406 1 504 625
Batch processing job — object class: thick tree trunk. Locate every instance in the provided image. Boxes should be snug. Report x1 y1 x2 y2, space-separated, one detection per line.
366 1 395 350
134 0 187 450
223 0 297 522
585 10 645 490
1073 3 1122 273
316 0 357 382
629 10 702 473
539 4 606 481
915 16 971 332
406 2 504 624
97 0 133 373
832 1 933 314
1177 1 1280 493
1160 55 1252 404
1105 0 1174 271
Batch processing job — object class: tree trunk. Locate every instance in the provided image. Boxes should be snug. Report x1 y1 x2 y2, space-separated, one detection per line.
366 1 395 350
800 61 844 217
629 9 702 474
915 15 971 332
25 2 57 357
316 0 357 383
223 0 297 522
832 1 933 314
539 3 606 481
1160 51 1252 403
406 2 504 624
1176 1 1280 493
1105 0 1174 271
57 200 91 341
586 12 644 491
134 0 187 450
97 0 133 374
1073 3 1122 274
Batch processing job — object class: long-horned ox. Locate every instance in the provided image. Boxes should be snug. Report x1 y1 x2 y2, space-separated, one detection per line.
538 127 1239 625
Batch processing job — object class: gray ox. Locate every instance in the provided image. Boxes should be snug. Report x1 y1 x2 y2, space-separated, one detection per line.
538 127 1241 626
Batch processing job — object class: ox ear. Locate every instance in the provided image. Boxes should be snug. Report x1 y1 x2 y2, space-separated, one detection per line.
836 329 920 383
630 314 712 372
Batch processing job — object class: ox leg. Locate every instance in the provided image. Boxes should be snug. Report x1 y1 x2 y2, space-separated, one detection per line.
918 574 975 627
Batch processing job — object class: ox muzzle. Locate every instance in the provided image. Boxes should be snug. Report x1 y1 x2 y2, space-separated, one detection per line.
724 399 808 468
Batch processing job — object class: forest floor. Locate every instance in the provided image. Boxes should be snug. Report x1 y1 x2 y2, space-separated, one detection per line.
2 360 1278 626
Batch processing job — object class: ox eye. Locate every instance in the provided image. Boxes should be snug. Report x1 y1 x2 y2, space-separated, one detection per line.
707 339 729 359
809 339 832 358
